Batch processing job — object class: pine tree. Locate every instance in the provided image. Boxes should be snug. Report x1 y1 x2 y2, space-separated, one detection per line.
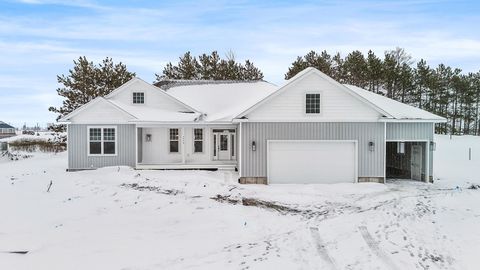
366 50 383 94
157 51 263 81
49 56 135 122
343 50 368 88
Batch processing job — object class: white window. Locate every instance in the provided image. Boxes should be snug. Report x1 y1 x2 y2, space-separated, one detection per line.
305 93 321 114
169 128 179 153
133 92 145 104
88 127 116 155
193 128 203 153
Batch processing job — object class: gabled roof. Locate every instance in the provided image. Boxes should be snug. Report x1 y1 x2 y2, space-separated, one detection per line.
58 97 136 122
343 84 446 122
0 121 14 129
165 80 277 122
59 69 446 124
235 67 393 119
106 77 200 114
235 67 445 122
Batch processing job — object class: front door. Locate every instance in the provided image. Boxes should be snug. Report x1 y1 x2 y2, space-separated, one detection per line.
411 144 423 181
213 129 236 161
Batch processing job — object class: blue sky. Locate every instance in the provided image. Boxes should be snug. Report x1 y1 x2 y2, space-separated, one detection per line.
1 0 480 127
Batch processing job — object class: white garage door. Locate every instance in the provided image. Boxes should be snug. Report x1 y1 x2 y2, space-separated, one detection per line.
268 140 357 184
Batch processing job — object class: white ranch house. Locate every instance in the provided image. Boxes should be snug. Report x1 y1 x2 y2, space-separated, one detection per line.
60 67 446 184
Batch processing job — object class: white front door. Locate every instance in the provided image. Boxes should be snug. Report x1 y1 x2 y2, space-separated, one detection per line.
213 130 236 161
411 144 423 181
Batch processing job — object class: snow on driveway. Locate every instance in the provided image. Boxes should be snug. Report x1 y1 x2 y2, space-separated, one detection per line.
1 135 479 270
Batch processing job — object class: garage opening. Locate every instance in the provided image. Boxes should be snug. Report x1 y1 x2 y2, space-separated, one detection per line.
386 142 427 181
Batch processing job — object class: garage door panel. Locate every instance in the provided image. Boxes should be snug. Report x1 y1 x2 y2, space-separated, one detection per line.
268 141 356 184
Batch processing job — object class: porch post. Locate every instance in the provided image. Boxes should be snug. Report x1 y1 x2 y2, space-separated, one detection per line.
181 127 186 164
425 141 430 183
135 125 138 168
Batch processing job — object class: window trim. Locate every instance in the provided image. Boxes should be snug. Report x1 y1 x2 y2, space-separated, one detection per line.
304 91 322 115
87 126 118 156
132 92 145 105
193 128 204 153
169 128 180 153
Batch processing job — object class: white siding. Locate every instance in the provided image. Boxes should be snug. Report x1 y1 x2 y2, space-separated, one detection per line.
109 79 188 112
70 99 134 123
246 72 381 121
140 125 237 165
241 122 385 178
68 124 136 170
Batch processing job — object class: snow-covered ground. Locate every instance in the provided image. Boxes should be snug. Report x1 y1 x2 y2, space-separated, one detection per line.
1 135 479 270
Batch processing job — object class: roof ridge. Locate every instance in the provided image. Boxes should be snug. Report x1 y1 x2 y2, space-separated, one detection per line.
155 79 267 90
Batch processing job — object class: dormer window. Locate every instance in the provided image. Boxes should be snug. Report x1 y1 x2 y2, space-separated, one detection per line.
133 92 145 104
305 93 321 114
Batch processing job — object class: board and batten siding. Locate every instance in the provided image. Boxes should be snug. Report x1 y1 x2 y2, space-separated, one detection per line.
386 122 435 177
240 122 385 178
68 124 136 170
245 72 381 122
386 122 434 141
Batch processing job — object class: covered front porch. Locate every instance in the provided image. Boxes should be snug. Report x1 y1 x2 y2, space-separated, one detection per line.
135 124 238 170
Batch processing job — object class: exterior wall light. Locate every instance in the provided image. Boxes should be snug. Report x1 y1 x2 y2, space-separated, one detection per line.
252 141 256 151
368 141 375 152
146 134 152 142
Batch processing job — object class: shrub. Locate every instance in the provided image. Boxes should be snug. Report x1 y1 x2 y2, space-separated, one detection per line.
8 138 66 153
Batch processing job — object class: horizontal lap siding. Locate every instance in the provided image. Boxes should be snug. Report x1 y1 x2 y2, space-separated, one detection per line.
241 122 385 178
68 124 136 169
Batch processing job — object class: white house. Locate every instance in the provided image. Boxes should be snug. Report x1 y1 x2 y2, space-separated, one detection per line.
59 67 446 184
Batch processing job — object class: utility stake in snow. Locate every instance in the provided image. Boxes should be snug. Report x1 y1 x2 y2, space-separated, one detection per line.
469 148 472 161
47 180 53 192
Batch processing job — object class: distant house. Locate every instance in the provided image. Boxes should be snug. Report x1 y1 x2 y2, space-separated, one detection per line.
59 67 446 184
0 121 16 139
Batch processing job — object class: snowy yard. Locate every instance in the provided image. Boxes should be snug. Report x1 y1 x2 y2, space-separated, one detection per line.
1 135 480 270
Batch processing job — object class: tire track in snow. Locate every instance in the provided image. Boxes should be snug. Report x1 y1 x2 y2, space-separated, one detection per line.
309 227 337 270
358 226 400 270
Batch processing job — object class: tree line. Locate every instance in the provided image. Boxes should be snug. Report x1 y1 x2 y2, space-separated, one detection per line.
286 48 480 135
50 49 480 135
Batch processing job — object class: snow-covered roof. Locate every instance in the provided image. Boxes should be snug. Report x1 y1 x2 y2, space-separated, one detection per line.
0 121 14 129
165 81 277 122
108 100 200 122
343 84 446 122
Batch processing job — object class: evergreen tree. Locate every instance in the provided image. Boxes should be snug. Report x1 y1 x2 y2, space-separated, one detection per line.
49 56 135 122
343 50 368 88
284 47 480 135
157 51 263 81
285 50 333 79
366 50 383 94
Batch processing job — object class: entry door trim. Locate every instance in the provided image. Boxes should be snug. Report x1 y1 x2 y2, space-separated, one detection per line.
212 129 236 161
266 140 358 184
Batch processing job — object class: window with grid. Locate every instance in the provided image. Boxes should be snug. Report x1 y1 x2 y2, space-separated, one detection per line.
88 127 116 155
305 93 321 114
103 128 116 154
193 128 203 153
133 92 145 104
89 128 102 154
169 128 179 153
